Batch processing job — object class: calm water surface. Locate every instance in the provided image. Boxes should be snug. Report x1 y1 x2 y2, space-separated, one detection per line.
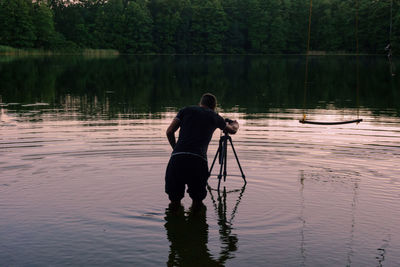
1 56 400 266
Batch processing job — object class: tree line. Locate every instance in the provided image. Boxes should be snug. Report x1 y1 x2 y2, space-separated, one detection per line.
0 0 399 54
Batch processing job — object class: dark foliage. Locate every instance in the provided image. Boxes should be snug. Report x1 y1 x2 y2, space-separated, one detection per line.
0 0 398 54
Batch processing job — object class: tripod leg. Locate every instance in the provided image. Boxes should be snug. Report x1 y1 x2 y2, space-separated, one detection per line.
228 138 246 183
209 141 221 177
217 140 225 192
223 138 228 182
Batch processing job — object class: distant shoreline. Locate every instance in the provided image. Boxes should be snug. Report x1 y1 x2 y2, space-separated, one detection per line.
0 46 120 56
0 46 388 57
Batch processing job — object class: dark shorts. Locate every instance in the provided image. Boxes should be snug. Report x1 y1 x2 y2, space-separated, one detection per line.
165 154 209 201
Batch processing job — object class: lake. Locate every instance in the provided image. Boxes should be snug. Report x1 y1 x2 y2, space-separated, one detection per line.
1 55 399 266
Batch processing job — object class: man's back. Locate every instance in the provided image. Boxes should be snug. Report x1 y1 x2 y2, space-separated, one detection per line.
173 106 226 160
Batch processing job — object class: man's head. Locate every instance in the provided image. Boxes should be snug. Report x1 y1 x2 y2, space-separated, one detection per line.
200 93 217 110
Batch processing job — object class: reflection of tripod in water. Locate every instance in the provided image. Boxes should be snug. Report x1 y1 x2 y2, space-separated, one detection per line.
209 132 246 191
207 184 246 264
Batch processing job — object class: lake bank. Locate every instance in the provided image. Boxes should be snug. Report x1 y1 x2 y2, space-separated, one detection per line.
0 45 119 56
0 45 389 57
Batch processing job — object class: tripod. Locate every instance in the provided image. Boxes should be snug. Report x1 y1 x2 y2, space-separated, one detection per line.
209 132 246 191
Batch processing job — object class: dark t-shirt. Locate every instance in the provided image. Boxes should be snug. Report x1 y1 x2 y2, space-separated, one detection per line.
172 106 226 160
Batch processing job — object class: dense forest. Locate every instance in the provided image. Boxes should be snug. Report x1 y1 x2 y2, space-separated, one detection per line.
0 0 399 54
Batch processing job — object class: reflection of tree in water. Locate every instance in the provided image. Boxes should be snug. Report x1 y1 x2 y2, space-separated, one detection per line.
1 56 400 116
298 170 392 266
299 170 360 266
375 235 391 267
299 173 306 267
164 185 245 266
346 179 358 266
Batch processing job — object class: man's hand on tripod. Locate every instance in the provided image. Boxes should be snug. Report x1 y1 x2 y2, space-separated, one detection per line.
224 120 239 135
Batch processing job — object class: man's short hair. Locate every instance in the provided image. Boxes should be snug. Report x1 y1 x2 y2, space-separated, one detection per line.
200 93 217 109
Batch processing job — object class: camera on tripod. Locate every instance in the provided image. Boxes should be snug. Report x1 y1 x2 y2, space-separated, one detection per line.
208 118 246 191
223 118 236 134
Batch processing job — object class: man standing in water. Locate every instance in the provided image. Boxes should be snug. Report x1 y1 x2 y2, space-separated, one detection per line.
165 93 239 209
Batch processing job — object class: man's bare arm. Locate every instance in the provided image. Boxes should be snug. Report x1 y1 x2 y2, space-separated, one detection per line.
166 118 180 149
224 120 239 134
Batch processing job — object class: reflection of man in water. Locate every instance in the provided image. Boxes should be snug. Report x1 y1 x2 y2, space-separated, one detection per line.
165 93 238 209
164 206 222 267
164 188 241 267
